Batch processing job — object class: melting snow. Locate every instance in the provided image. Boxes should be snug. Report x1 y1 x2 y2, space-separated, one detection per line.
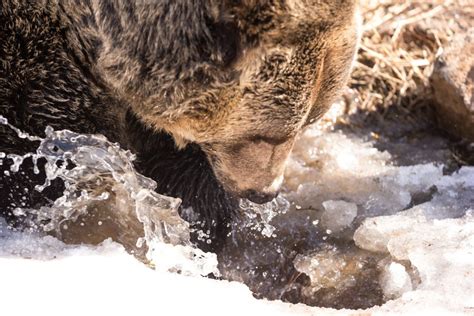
1 111 473 315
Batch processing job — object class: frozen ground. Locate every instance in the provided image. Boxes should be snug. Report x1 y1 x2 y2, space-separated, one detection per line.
0 224 320 316
0 102 473 315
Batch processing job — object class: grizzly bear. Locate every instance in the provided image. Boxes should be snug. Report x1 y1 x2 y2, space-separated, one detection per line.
0 0 360 250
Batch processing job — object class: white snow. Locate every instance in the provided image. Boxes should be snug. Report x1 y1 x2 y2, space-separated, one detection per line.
282 120 474 314
379 261 413 300
1 111 474 315
0 219 343 316
285 128 445 221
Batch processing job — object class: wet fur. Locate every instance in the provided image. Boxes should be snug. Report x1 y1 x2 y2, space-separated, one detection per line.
126 111 238 251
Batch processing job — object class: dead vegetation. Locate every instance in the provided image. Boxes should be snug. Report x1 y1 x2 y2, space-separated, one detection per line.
347 0 474 115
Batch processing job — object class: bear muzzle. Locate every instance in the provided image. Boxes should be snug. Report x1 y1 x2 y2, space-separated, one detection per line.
206 140 291 204
216 170 285 204
241 189 280 204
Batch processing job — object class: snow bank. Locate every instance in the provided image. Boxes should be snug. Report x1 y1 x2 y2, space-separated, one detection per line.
0 219 343 316
1 114 473 315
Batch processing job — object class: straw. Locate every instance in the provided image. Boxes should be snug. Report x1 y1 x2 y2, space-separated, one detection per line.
346 0 474 118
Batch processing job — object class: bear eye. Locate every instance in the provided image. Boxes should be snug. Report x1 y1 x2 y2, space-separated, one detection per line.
212 21 241 67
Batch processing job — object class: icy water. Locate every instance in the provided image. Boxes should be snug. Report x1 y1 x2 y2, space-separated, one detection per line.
0 100 473 313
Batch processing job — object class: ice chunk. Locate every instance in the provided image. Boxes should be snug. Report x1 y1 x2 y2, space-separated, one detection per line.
353 214 418 253
379 262 413 300
354 208 474 312
355 167 474 254
293 245 383 307
284 124 473 313
320 200 358 232
285 128 444 222
294 248 356 291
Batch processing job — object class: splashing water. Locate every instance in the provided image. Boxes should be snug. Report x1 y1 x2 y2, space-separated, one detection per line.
0 115 218 276
239 196 290 237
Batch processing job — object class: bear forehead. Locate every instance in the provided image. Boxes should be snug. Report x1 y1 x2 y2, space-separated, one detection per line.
79 0 355 138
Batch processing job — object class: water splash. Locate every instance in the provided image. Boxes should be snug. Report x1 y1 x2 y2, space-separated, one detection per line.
0 115 218 276
239 196 290 237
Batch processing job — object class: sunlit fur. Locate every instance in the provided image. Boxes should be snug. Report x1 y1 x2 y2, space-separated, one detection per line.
1 0 360 249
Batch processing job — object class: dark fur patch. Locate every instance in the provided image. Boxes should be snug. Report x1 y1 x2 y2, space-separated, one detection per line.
126 112 238 251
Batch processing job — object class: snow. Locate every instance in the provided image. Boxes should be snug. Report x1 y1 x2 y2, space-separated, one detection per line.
0 219 338 316
281 120 473 314
1 110 474 315
354 210 474 312
285 129 445 222
379 262 413 300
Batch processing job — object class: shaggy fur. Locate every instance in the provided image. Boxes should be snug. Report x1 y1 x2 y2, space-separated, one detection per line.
0 0 360 250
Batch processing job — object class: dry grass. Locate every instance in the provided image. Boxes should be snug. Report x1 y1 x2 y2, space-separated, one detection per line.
347 0 474 116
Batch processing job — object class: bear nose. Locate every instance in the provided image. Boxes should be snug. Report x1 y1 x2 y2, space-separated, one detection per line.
242 189 279 204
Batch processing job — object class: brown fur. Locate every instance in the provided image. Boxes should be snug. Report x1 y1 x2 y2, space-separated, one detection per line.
1 0 360 247
59 0 361 199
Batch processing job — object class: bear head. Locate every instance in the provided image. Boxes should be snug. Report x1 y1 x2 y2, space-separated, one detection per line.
72 0 361 203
